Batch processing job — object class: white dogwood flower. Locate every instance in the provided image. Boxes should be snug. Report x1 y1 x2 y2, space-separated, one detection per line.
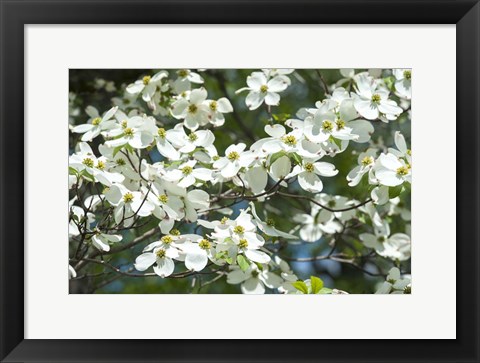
134 234 184 277
166 124 215 154
72 106 118 142
393 69 412 99
126 71 168 102
172 69 204 93
104 183 154 226
163 159 213 188
171 88 210 130
213 143 249 179
346 148 378 187
181 235 216 272
91 232 122 252
204 97 233 127
105 115 155 149
227 264 283 294
360 221 411 261
236 71 290 110
353 73 403 121
289 158 338 193
375 267 411 294
374 153 411 187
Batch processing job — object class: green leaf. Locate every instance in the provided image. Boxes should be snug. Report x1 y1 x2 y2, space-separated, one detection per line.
310 276 324 294
112 145 125 157
289 152 303 166
292 280 309 294
328 135 342 149
269 151 287 167
69 167 79 176
383 76 395 91
215 251 228 261
389 185 404 199
237 255 249 271
80 169 95 182
319 287 333 294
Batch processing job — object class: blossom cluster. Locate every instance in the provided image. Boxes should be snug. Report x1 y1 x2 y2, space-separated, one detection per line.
69 68 412 294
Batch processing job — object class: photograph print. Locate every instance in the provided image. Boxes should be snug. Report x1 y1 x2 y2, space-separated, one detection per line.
68 68 412 294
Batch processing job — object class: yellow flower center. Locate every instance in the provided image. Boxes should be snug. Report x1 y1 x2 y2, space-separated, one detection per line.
199 239 212 250
407 149 412 156
371 94 381 103
260 85 268 93
322 120 334 132
142 76 151 85
282 135 297 146
96 160 105 170
116 158 126 166
227 151 240 161
221 217 229 224
170 229 181 236
188 133 198 142
158 194 168 203
396 166 409 176
161 235 173 244
336 119 346 130
304 162 315 173
124 127 134 137
209 101 217 111
361 156 374 166
181 166 193 175
92 117 102 126
82 158 94 168
156 249 166 258
403 70 411 80
238 238 249 249
123 192 134 203
158 128 166 138
188 104 198 114
233 225 245 234
212 155 220 161
266 218 275 227
178 69 189 78
121 120 128 129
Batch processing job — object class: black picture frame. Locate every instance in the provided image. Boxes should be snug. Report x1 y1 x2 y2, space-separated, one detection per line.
1 0 479 362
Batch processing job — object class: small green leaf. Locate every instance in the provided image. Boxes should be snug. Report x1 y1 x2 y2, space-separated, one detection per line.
112 145 125 157
289 152 303 166
384 76 395 91
292 280 309 294
237 255 249 271
310 276 324 294
80 169 95 182
328 135 342 149
389 185 404 199
319 287 333 294
269 151 287 167
69 167 78 176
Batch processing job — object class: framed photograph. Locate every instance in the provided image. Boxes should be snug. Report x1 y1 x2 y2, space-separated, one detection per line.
1 0 479 362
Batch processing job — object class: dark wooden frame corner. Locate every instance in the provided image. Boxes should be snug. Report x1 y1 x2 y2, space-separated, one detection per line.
1 0 479 362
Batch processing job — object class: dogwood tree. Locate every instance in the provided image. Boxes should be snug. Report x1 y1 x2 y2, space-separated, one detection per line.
68 68 411 294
